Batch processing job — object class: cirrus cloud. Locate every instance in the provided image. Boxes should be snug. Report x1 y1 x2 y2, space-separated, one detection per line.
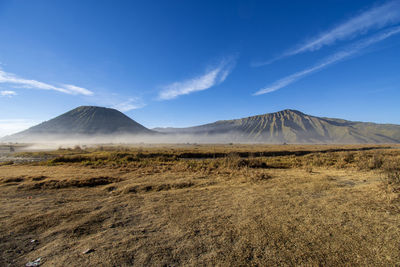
158 58 236 100
254 26 400 95
0 68 93 96
0 90 17 97
253 0 400 66
112 97 146 112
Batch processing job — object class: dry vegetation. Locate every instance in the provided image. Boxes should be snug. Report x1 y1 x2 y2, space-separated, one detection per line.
1 144 400 266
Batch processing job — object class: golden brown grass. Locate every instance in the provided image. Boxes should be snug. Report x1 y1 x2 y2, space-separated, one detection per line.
1 144 400 266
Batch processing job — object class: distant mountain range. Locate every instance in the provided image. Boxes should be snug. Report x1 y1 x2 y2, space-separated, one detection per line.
3 106 400 143
154 109 400 143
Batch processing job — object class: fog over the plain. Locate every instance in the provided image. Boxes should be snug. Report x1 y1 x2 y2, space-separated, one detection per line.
1 132 281 148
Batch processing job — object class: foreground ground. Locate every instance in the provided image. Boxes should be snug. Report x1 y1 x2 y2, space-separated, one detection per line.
1 144 400 266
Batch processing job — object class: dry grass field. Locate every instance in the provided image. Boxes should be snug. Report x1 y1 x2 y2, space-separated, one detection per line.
1 144 400 266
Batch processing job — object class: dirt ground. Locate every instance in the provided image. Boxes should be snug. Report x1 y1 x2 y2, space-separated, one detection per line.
1 145 400 266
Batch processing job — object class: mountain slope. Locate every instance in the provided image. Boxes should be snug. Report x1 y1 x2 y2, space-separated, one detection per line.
4 108 400 144
154 109 400 143
4 106 154 141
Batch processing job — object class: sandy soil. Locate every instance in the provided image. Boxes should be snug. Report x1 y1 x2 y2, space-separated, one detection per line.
1 146 400 266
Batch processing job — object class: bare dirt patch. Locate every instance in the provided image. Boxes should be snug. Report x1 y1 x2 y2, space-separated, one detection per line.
1 144 400 266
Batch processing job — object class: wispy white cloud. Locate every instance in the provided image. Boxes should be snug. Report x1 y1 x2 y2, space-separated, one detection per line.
254 26 400 95
61 84 93 96
112 97 146 112
254 0 400 66
0 90 17 97
158 58 236 100
0 68 93 96
0 119 38 137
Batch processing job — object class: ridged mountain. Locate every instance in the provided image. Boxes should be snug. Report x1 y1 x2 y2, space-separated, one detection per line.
154 109 400 143
4 108 400 144
5 106 154 140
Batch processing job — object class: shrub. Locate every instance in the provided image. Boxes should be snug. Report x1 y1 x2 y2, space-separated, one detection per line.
342 152 354 164
387 171 400 186
250 173 273 182
368 153 383 169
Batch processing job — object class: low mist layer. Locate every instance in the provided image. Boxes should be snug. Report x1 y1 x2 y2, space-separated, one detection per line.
3 107 400 145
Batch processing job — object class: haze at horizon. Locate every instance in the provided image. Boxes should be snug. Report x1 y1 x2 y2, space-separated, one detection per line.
1 0 400 137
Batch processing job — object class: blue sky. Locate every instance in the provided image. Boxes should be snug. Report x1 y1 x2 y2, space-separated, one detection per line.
1 0 400 136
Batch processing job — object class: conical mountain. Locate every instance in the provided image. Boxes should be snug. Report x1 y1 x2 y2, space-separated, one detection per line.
154 109 400 143
5 106 154 141
4 108 400 144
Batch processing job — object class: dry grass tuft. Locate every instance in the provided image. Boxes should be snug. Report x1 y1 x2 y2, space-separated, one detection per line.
1 144 400 266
